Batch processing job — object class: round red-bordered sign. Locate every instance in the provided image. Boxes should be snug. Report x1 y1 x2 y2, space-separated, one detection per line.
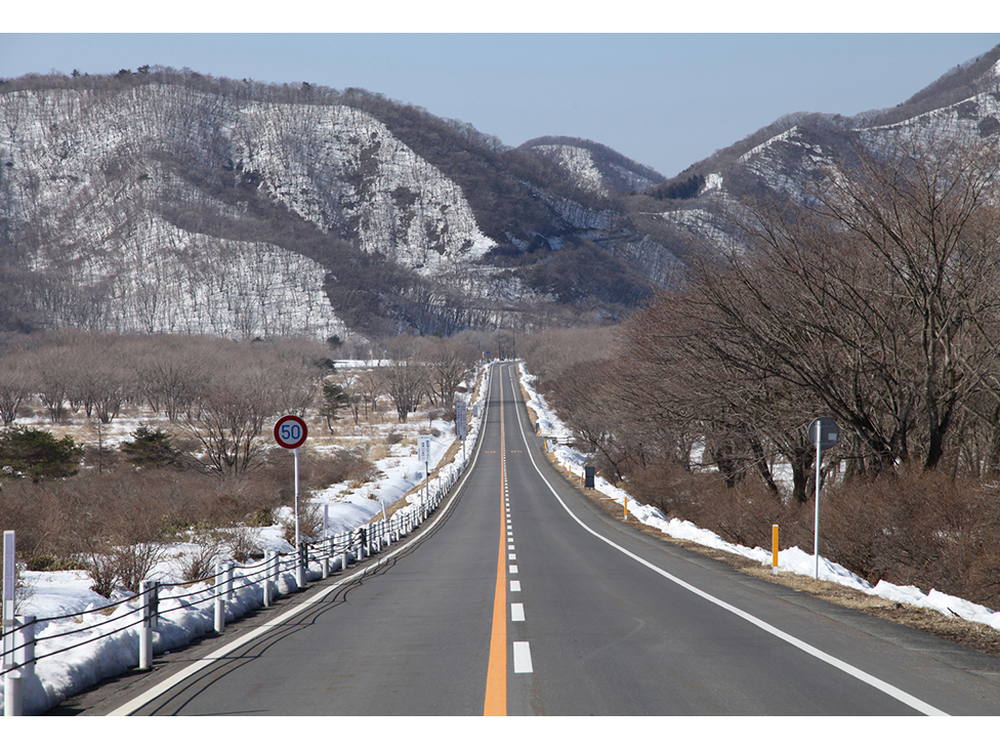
274 415 308 450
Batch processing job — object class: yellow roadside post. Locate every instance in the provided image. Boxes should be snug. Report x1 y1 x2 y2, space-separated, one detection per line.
772 524 779 574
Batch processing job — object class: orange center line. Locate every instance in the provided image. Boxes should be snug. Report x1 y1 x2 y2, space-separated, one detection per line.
483 371 508 716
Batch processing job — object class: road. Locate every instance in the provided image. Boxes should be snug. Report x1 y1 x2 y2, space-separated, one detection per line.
78 363 1000 715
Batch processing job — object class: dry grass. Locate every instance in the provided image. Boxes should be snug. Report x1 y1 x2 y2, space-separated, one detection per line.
367 443 389 462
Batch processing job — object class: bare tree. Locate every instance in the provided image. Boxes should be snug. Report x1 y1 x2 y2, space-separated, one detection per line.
140 355 209 422
384 361 427 423
357 369 384 421
614 137 1000 480
184 367 283 475
423 337 476 409
0 352 31 425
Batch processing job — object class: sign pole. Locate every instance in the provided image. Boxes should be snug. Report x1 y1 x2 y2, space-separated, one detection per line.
294 446 301 553
808 416 839 580
455 400 468 464
378 494 389 543
813 434 821 579
418 435 432 508
274 415 308 568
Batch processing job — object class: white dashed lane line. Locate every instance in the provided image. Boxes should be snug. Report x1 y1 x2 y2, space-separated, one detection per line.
511 603 525 622
513 641 533 674
510 580 521 592
509 565 518 574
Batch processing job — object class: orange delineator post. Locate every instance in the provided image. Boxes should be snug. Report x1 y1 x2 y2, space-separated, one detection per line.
771 524 779 572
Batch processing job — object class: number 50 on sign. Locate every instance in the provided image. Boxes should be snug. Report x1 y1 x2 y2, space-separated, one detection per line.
274 415 308 450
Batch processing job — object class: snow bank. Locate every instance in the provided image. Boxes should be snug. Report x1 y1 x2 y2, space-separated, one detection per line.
309 416 458 534
309 365 489 534
517 361 1000 633
332 359 393 368
10 561 303 715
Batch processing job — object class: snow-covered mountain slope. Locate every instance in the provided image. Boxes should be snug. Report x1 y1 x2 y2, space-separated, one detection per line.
0 72 676 337
520 136 665 197
225 96 495 272
5 45 998 339
642 44 1000 260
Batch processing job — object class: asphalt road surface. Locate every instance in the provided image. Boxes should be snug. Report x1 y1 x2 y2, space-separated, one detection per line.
73 363 1000 715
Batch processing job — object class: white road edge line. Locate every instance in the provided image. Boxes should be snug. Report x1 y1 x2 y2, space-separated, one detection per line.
511 603 525 622
513 641 533 673
107 366 498 716
504 364 948 717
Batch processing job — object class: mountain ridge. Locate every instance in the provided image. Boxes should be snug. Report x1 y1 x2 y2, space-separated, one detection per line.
3 48 1000 340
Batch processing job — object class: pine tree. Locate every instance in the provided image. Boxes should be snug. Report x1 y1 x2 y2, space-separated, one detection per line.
320 382 350 433
0 426 82 482
120 426 182 468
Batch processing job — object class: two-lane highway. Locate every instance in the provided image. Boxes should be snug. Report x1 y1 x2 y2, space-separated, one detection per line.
85 363 1000 715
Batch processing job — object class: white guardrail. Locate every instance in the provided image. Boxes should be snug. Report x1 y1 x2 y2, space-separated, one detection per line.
0 366 492 716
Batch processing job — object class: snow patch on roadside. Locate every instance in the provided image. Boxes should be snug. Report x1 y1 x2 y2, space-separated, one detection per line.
309 366 490 533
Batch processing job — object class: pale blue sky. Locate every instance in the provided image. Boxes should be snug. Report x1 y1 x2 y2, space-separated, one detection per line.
2 34 998 176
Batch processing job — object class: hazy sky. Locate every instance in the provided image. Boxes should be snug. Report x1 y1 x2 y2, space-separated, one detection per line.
2 33 999 176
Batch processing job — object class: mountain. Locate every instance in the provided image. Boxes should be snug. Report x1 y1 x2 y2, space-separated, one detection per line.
0 69 676 340
517 136 665 197
3 47 999 341
644 45 1000 257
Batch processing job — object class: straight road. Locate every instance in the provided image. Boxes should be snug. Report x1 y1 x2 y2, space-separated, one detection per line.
94 363 1000 715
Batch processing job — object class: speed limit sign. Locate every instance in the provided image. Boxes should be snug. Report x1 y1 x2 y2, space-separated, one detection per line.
274 415 308 450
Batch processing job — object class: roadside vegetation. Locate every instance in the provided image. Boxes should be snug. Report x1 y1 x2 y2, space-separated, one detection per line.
522 138 1000 611
0 329 482 597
